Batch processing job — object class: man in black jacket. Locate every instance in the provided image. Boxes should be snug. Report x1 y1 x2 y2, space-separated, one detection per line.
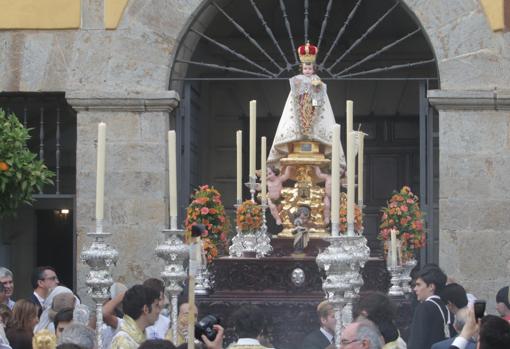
301 301 336 349
408 265 455 349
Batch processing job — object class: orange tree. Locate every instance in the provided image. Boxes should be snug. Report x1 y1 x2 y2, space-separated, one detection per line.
0 109 53 218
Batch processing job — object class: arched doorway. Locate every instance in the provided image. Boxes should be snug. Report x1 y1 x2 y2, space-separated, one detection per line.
170 0 439 262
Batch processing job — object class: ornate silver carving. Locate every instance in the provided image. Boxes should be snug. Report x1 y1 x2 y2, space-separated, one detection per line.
255 200 273 258
387 265 404 297
80 219 119 349
291 268 306 287
155 227 189 344
400 258 417 294
316 235 370 347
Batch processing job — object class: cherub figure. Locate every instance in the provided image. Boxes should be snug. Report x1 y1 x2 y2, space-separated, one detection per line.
314 166 332 225
266 165 291 225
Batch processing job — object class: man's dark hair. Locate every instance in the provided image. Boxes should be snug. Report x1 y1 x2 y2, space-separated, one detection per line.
479 315 510 349
143 278 165 295
354 291 396 322
139 339 177 349
354 291 398 343
31 266 56 289
416 264 447 294
441 283 468 309
496 286 510 309
53 307 74 329
231 305 265 339
122 285 160 320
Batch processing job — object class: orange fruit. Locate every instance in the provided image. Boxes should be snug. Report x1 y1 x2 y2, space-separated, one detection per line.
0 162 9 171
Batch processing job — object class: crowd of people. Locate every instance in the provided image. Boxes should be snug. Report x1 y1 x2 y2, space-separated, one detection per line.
0 264 509 349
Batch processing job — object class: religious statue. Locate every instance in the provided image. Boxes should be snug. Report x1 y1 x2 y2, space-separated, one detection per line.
265 42 347 237
292 205 311 255
268 42 346 169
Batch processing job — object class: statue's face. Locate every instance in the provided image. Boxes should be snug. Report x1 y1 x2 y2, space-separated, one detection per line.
302 63 314 77
291 268 305 286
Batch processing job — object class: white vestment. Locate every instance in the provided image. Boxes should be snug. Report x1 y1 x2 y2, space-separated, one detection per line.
268 74 346 168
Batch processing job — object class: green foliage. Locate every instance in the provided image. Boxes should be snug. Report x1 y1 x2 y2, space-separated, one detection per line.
0 109 54 218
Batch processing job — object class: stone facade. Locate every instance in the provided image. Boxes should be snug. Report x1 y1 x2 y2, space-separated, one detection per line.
0 0 508 311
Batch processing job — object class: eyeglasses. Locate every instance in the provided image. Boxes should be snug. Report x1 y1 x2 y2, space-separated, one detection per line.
42 276 58 281
340 338 361 346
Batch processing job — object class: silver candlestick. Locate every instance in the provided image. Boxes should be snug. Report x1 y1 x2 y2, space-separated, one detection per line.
229 202 244 258
81 219 119 349
155 218 189 345
400 258 417 293
246 175 257 202
255 199 272 258
316 235 370 347
387 265 404 296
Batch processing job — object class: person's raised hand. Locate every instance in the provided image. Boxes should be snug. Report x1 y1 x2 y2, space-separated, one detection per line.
460 306 479 340
201 324 224 349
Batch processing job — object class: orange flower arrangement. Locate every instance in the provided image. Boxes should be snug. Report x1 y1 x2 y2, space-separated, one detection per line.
185 185 230 263
379 186 425 261
236 200 263 232
338 192 363 234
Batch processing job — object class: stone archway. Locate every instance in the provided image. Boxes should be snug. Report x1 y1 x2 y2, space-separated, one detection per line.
169 0 440 261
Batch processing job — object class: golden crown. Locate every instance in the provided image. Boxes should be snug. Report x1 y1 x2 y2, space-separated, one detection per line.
297 42 318 64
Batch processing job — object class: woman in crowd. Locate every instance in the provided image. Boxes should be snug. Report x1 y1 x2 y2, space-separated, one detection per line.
5 299 39 349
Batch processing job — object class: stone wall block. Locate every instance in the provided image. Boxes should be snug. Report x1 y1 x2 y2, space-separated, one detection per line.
427 9 498 61
108 171 165 199
107 142 166 173
67 32 113 91
439 198 473 231
440 155 492 198
140 112 169 141
438 228 460 277
19 33 53 90
404 0 477 33
439 51 509 90
439 111 509 155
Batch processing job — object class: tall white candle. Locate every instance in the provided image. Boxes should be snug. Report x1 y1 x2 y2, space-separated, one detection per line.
261 136 267 200
249 100 257 178
346 100 355 236
390 229 398 268
95 122 106 221
357 131 366 207
346 100 353 139
331 124 341 236
236 130 242 203
168 131 178 225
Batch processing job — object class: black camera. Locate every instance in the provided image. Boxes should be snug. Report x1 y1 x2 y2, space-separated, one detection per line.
195 314 221 342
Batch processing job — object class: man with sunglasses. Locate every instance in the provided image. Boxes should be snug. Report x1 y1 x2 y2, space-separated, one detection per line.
29 266 59 311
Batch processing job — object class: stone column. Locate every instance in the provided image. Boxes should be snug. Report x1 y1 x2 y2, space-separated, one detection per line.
429 89 510 312
67 90 179 303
